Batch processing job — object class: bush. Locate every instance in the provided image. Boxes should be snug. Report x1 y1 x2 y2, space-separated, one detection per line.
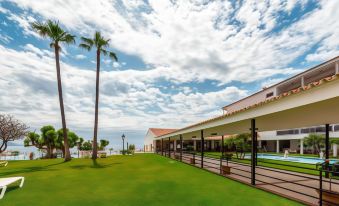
99 153 107 158
223 153 233 160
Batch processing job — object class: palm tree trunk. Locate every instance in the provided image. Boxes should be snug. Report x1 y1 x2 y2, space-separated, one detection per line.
54 43 71 161
92 49 100 160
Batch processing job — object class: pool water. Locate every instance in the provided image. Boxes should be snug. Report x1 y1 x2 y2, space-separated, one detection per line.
245 154 339 164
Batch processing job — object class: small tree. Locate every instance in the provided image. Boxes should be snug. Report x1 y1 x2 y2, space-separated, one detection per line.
304 134 324 154
77 137 84 157
128 144 135 154
80 141 93 151
40 125 57 158
0 115 29 153
56 129 79 157
99 139 109 151
224 133 251 159
25 125 79 158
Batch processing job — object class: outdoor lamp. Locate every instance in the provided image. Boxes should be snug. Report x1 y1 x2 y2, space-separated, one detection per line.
122 134 125 155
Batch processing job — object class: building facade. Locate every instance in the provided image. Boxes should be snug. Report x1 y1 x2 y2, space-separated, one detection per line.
145 56 339 157
222 56 339 157
144 128 177 152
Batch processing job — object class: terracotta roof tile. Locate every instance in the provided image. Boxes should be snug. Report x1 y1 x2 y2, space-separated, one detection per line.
149 128 177 137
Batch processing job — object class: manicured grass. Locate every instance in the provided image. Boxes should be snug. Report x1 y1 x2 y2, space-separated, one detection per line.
0 154 301 206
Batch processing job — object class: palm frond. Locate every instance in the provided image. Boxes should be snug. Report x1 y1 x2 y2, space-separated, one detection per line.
80 37 94 47
31 21 50 37
79 43 91 51
61 34 76 45
109 52 118 61
98 38 110 48
49 42 55 48
100 49 108 56
94 31 102 46
100 49 118 61
47 20 62 40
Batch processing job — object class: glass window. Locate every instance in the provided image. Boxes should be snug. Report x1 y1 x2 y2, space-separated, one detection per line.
266 92 274 98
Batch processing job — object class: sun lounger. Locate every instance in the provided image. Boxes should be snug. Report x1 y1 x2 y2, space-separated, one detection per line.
0 177 25 199
0 161 8 167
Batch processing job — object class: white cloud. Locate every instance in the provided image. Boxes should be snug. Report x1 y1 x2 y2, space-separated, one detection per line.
113 61 120 68
74 54 86 60
8 0 338 85
0 33 12 43
0 44 248 135
1 0 339 147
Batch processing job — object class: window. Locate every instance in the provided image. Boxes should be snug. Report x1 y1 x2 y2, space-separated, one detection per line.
316 127 325 133
301 128 310 134
301 126 333 134
277 129 299 136
266 92 274 98
334 125 339 132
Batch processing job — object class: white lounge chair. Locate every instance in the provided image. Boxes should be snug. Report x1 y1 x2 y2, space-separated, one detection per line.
0 161 8 167
0 177 25 199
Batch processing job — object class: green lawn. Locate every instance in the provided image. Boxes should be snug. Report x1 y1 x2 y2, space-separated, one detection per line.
0 154 301 206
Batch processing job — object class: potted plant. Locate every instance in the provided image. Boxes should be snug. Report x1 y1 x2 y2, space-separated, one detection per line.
316 160 339 205
221 153 233 175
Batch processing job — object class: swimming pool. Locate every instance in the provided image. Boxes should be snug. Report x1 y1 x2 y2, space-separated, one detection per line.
245 154 339 164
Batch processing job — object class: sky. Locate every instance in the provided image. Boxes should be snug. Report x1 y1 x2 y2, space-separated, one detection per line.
0 0 338 150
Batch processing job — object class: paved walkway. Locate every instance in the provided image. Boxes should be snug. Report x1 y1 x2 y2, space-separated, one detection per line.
164 152 339 206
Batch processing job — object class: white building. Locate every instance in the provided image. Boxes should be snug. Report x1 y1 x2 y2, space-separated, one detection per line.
144 128 177 152
147 56 339 157
221 56 339 156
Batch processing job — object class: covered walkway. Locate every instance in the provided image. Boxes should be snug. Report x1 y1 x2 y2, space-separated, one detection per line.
155 71 339 205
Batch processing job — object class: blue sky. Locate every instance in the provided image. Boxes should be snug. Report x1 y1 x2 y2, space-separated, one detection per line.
0 0 338 149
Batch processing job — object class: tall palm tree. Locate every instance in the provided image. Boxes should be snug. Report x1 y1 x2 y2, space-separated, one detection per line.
79 32 117 159
31 20 75 161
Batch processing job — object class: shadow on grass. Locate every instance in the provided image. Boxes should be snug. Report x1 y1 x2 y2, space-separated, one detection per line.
0 166 58 177
91 159 122 168
67 160 122 170
0 161 66 177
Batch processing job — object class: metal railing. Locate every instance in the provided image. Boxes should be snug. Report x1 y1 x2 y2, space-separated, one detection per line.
156 150 339 206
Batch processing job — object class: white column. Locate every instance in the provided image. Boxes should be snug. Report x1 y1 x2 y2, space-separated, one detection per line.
300 139 304 155
174 140 177 151
258 140 262 148
211 140 215 150
336 62 339 74
193 140 197 151
334 144 338 157
276 140 280 153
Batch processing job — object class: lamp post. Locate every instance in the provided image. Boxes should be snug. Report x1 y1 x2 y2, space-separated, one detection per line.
127 142 129 154
122 134 125 155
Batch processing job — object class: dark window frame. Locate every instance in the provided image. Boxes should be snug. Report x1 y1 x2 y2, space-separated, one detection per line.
266 92 274 98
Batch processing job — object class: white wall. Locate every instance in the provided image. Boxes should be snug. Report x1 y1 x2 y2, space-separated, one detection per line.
144 130 156 152
224 87 276 113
